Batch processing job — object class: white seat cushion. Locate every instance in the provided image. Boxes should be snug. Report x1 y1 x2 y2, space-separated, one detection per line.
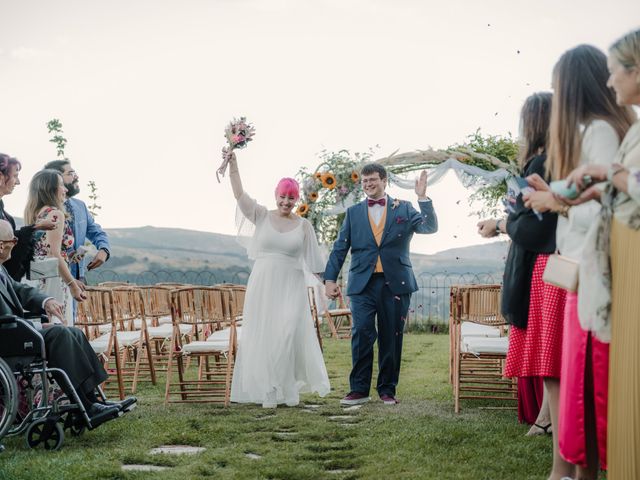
461 336 509 355
181 340 229 353
147 324 192 338
90 331 141 351
327 308 350 316
460 322 501 338
98 323 113 334
206 326 242 344
157 315 172 325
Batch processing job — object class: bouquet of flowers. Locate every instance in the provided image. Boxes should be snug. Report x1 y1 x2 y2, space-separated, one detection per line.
217 117 256 182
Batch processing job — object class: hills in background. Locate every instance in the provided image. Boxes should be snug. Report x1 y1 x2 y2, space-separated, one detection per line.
98 226 508 279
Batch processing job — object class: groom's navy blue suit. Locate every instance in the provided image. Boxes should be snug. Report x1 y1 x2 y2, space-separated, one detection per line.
325 196 438 397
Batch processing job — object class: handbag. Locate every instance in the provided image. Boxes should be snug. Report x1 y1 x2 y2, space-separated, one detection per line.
542 254 579 292
28 257 59 280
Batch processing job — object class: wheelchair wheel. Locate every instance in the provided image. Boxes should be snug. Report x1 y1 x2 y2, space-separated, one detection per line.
25 417 64 450
0 358 18 441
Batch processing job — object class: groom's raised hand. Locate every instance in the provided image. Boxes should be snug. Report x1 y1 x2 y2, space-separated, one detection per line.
415 170 428 200
325 281 340 300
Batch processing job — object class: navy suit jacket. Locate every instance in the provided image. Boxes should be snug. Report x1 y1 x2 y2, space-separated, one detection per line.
324 197 438 296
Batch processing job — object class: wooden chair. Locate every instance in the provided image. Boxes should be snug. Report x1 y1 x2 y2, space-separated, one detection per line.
141 285 194 372
76 287 125 399
306 287 323 351
324 289 352 339
108 286 157 394
450 284 516 413
164 287 238 406
217 284 246 323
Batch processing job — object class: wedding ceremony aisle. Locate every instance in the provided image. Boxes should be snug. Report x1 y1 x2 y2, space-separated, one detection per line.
0 334 558 480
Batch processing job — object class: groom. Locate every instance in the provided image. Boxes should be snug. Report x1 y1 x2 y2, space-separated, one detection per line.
325 163 438 405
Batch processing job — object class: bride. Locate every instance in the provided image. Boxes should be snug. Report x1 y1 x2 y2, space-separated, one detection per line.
226 152 330 408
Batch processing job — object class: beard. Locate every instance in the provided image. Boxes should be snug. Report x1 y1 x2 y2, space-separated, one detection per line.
65 180 80 197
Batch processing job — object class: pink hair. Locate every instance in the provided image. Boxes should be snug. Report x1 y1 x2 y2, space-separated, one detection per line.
275 177 300 200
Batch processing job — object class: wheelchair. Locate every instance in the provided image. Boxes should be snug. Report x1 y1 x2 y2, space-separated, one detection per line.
0 314 121 451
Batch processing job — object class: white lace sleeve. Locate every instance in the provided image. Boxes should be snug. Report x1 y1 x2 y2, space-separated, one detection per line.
237 192 268 225
235 192 268 259
301 219 326 275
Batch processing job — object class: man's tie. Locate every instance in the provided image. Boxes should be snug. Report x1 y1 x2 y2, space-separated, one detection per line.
367 198 386 207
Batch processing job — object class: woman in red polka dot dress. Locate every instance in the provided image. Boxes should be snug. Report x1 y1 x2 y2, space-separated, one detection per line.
478 92 566 439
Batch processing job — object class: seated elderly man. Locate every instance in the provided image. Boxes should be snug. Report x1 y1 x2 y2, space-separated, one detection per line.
0 219 134 422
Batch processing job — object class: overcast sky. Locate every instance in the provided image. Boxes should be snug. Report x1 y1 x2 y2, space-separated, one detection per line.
1 1 638 254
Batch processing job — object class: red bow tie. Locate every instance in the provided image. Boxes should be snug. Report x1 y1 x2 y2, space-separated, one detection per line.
367 198 386 207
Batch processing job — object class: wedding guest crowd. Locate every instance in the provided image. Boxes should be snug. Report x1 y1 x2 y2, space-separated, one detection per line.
483 28 640 480
0 154 111 324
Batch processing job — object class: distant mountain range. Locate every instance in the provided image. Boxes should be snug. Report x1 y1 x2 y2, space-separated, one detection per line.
97 226 508 279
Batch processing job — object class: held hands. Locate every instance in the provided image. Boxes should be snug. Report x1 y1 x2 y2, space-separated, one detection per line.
325 281 340 300
477 219 499 238
415 170 428 200
44 299 66 325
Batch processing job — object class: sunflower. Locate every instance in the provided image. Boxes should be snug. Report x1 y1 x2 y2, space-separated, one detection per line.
297 203 310 216
308 191 319 202
313 172 323 180
351 171 360 183
321 172 337 190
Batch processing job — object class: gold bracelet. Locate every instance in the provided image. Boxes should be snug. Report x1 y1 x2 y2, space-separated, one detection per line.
66 279 75 286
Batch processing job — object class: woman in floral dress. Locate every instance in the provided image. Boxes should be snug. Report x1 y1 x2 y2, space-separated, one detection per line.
24 169 85 325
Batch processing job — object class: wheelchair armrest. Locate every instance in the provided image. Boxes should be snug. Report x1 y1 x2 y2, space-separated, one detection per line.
0 314 18 327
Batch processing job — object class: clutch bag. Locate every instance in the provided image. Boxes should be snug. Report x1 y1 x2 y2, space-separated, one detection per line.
542 254 578 292
28 257 59 280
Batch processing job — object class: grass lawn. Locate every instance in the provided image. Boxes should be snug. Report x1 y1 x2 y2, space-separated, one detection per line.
0 333 559 480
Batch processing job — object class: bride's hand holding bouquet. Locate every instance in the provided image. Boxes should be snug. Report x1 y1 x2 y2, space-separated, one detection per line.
217 117 255 182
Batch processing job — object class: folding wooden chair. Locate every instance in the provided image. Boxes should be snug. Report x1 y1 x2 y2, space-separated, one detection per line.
108 286 157 394
164 287 238 406
450 284 516 413
140 285 194 372
324 288 352 339
306 286 323 351
76 287 125 400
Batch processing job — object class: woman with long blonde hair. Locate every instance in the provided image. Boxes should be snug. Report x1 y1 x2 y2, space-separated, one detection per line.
24 169 86 325
525 44 635 480
563 29 640 479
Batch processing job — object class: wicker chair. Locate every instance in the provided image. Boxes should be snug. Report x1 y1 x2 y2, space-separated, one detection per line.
450 284 516 413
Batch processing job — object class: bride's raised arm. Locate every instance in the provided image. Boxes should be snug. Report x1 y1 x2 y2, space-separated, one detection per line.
228 152 244 200
227 151 267 226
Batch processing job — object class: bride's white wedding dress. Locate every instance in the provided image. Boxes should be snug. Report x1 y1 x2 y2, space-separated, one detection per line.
230 193 331 407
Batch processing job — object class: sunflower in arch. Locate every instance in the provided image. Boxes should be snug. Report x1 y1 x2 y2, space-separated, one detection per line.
297 203 310 217
321 172 337 190
351 171 360 183
308 191 319 202
314 172 323 180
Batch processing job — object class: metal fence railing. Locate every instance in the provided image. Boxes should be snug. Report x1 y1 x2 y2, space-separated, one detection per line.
86 269 251 286
407 272 501 328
